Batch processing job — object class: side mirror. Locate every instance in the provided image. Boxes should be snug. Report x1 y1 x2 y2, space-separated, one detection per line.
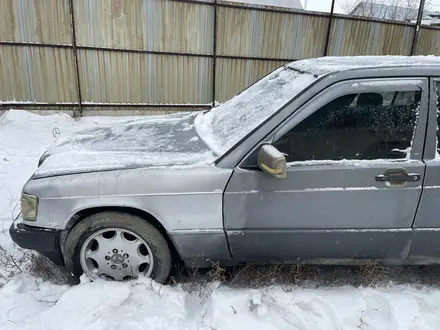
257 145 287 179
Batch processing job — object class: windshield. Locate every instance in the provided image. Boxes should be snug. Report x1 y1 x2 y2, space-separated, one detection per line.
194 66 317 156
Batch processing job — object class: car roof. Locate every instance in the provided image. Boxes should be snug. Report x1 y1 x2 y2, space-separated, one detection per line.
288 56 440 76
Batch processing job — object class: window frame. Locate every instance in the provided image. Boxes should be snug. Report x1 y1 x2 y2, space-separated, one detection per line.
437 81 440 157
424 78 440 161
239 77 429 168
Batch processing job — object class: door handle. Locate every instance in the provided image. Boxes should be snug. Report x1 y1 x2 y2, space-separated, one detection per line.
375 168 420 183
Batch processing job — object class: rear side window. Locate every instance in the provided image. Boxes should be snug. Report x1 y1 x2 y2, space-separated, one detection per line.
274 90 421 162
437 82 440 155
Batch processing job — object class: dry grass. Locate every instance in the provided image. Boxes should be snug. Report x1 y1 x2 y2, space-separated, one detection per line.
169 261 440 289
3 244 440 289
0 245 78 287
27 254 79 285
0 245 32 286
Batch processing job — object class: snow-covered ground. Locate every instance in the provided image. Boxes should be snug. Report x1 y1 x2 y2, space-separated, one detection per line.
1 110 440 330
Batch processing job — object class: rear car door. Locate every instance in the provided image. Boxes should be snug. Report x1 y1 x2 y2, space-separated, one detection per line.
224 78 428 262
410 78 440 260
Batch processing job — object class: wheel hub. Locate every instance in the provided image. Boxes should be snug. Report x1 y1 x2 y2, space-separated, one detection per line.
110 253 125 264
79 227 154 281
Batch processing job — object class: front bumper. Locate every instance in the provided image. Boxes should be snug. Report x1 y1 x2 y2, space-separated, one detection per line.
9 214 64 266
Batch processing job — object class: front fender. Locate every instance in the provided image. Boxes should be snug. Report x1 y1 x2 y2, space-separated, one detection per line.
23 167 233 232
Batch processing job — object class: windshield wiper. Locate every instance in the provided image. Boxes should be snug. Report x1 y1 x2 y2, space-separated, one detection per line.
286 65 319 78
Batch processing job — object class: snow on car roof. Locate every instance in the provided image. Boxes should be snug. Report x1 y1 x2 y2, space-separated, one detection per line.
289 56 440 76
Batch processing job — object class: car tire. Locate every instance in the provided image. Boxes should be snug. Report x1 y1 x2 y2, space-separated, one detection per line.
63 211 173 283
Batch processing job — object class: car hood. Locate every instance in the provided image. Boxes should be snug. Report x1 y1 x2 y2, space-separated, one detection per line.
34 112 216 178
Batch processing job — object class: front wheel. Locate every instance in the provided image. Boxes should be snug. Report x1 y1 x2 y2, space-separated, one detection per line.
63 212 173 283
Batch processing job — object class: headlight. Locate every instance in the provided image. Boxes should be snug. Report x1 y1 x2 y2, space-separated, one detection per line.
20 193 39 221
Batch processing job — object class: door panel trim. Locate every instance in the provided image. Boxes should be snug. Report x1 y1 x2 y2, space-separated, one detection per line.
227 229 412 260
227 229 413 234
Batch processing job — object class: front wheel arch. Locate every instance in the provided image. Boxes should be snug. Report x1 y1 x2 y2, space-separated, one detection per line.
61 206 182 265
63 211 173 282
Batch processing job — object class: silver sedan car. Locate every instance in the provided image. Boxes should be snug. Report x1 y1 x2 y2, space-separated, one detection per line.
10 56 440 283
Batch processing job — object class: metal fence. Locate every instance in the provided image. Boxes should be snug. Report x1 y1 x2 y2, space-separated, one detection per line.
0 0 439 116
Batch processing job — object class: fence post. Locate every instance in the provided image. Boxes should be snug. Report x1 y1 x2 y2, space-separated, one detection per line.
410 0 426 56
323 0 336 56
69 0 83 117
212 0 218 108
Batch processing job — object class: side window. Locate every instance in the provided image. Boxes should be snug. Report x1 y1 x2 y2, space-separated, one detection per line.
436 82 440 155
274 89 421 162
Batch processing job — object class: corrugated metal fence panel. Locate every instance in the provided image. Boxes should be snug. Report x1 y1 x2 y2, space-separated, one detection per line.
415 28 440 56
216 58 286 102
0 0 71 44
74 0 214 54
217 6 328 59
0 46 77 103
328 18 413 56
78 49 212 104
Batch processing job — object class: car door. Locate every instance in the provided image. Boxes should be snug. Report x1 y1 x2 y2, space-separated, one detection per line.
224 77 429 262
410 78 440 260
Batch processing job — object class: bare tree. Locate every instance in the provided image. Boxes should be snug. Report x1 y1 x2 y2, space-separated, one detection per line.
341 0 432 21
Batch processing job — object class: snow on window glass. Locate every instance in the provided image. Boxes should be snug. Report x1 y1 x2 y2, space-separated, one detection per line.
274 90 421 162
194 67 317 155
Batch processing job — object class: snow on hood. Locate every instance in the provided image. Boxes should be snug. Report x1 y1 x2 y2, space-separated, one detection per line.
34 112 216 178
